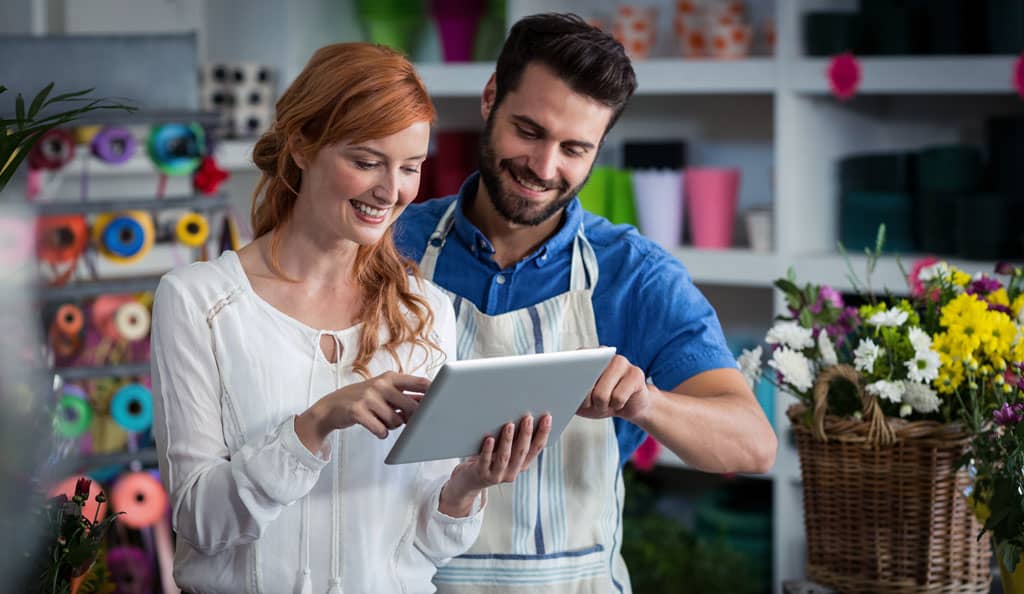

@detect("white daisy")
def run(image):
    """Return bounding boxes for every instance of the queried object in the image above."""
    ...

[817,331,838,367]
[866,380,903,403]
[917,262,949,283]
[867,308,909,328]
[907,327,932,352]
[905,348,940,383]
[765,321,814,350]
[902,382,941,414]
[768,347,814,392]
[853,339,883,374]
[737,346,763,389]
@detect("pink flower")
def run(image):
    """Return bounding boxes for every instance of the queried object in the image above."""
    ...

[909,257,940,298]
[631,435,661,472]
[993,402,1024,426]
[967,276,1002,296]
[820,286,843,309]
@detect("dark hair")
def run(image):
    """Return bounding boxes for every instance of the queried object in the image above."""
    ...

[493,13,637,133]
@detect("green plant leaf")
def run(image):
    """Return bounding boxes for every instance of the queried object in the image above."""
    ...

[28,82,54,119]
[43,88,95,106]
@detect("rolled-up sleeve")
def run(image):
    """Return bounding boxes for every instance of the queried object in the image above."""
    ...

[150,275,328,556]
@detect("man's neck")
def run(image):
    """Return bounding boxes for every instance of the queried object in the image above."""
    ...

[467,180,565,269]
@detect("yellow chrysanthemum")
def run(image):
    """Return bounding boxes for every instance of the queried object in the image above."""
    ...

[952,270,972,287]
[989,288,1010,308]
[1013,294,1024,318]
[941,293,988,328]
[982,310,1017,360]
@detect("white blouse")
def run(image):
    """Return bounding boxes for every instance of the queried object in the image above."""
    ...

[150,251,482,594]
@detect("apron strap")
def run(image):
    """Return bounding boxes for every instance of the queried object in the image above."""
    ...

[420,200,459,281]
[420,200,599,292]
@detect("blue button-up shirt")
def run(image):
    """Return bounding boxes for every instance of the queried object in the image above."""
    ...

[394,173,738,465]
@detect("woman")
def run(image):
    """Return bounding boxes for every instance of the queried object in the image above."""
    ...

[150,43,550,594]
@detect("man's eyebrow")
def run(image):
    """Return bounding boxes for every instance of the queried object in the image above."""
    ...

[511,115,596,151]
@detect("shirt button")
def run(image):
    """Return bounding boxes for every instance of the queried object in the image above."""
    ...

[495,274,506,285]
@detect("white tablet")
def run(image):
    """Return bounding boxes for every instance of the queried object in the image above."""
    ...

[385,347,616,465]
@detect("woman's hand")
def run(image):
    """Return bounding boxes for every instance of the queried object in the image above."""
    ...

[438,414,552,517]
[295,371,429,453]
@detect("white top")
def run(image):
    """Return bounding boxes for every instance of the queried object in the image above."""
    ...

[150,251,483,594]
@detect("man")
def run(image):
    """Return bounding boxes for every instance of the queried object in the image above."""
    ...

[395,13,777,594]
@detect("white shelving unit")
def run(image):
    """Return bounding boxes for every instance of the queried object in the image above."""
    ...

[19,1,1024,592]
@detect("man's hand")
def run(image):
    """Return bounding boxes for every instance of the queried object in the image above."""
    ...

[577,354,652,422]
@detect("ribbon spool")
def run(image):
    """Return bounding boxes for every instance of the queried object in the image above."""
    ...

[54,394,93,439]
[114,301,151,341]
[0,215,34,269]
[107,546,154,594]
[37,215,88,269]
[50,475,108,522]
[146,123,206,176]
[111,471,168,529]
[28,128,76,170]
[54,303,85,335]
[93,211,155,264]
[110,383,153,433]
[92,295,135,341]
[173,212,210,247]
[91,126,137,165]
[62,383,88,400]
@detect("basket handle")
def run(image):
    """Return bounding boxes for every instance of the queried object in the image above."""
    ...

[811,364,896,446]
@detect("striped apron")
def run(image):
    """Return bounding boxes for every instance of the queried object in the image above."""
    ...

[420,201,631,594]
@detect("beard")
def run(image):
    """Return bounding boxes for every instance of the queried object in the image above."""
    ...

[477,116,591,227]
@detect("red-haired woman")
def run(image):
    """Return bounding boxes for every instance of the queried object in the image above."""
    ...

[150,43,550,594]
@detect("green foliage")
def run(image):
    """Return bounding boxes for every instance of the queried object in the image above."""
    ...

[0,83,134,191]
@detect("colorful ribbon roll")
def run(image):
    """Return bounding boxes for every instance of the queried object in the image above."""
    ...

[114,301,151,341]
[91,126,137,164]
[54,303,85,336]
[146,123,205,176]
[28,128,76,170]
[93,211,155,264]
[91,295,135,341]
[36,215,88,265]
[111,471,167,529]
[49,475,107,522]
[107,546,154,594]
[174,211,209,247]
[110,383,153,433]
[54,394,93,439]
[62,383,88,400]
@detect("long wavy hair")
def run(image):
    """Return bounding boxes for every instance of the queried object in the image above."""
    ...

[250,43,439,377]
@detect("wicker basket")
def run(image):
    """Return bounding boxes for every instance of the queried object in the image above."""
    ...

[788,364,992,594]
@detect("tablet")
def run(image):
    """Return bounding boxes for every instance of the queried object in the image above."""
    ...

[385,347,616,465]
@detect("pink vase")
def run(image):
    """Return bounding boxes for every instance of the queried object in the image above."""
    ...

[685,167,740,249]
[432,0,484,62]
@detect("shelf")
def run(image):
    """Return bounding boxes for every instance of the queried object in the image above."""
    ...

[671,247,781,288]
[34,193,228,215]
[51,447,159,480]
[40,275,162,302]
[54,362,150,381]
[788,56,1020,95]
[416,58,778,97]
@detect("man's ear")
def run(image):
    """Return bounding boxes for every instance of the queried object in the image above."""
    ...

[288,133,307,170]
[481,73,497,122]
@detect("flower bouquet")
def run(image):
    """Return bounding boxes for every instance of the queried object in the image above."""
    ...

[740,231,1023,594]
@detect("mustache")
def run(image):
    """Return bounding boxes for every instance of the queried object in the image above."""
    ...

[501,160,569,193]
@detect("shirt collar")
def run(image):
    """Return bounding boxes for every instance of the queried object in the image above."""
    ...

[452,171,583,268]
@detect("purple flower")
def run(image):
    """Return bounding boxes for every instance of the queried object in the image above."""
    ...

[995,261,1018,276]
[988,302,1013,315]
[967,276,1002,295]
[820,286,844,309]
[993,402,1024,426]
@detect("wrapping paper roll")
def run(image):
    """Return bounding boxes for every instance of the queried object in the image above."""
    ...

[110,383,153,433]
[93,211,155,264]
[49,476,107,522]
[28,128,76,170]
[146,123,205,176]
[114,301,151,342]
[36,215,88,265]
[90,126,137,164]
[54,303,84,336]
[54,394,93,439]
[111,471,168,529]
